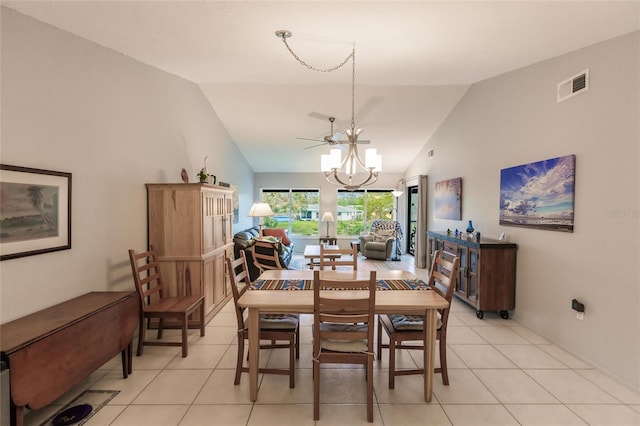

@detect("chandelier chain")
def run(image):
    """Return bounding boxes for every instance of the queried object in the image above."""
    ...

[280,36,353,73]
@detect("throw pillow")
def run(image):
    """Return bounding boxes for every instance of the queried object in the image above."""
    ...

[263,228,291,246]
[373,229,395,242]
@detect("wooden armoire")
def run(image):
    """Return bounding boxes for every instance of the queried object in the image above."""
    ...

[146,183,234,325]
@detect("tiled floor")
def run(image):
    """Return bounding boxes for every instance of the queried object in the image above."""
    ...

[24,255,640,425]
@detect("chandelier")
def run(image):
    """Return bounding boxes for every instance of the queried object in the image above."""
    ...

[275,30,381,191]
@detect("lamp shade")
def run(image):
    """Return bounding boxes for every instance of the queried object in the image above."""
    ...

[247,202,274,217]
[321,212,334,222]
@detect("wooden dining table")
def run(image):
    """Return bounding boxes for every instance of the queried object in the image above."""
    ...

[237,269,449,403]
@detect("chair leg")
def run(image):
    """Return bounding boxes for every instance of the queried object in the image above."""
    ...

[439,336,449,385]
[313,360,320,421]
[136,315,146,356]
[376,317,383,360]
[181,315,188,357]
[199,304,205,337]
[367,356,374,423]
[157,318,164,339]
[295,326,300,359]
[289,336,295,388]
[389,337,396,389]
[235,335,244,385]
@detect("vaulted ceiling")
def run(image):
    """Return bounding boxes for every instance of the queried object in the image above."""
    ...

[4,1,639,173]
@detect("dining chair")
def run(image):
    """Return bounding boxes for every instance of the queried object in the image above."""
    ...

[312,269,376,422]
[376,250,460,387]
[128,245,205,357]
[318,244,358,270]
[226,251,300,388]
[249,239,286,273]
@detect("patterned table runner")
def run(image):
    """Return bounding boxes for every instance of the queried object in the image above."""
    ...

[250,278,431,291]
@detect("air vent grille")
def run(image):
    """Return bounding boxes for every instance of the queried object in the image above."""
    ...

[557,69,589,102]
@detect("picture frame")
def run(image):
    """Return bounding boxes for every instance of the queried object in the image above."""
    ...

[434,177,462,220]
[1,164,72,260]
[499,154,575,232]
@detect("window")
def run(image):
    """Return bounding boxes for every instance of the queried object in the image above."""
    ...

[262,189,320,236]
[337,190,395,236]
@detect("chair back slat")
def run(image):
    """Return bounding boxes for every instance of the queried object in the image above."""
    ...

[313,270,376,354]
[429,251,460,327]
[319,245,358,270]
[250,240,285,272]
[225,251,253,331]
[128,245,166,310]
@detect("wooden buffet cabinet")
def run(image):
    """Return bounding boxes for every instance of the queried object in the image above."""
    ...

[146,183,234,325]
[427,231,517,319]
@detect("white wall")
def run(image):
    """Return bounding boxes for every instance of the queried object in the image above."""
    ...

[405,31,640,390]
[254,172,405,251]
[0,9,254,322]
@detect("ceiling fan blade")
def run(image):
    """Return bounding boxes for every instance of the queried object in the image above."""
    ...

[308,112,332,121]
[297,137,325,142]
[356,140,371,144]
[304,142,329,150]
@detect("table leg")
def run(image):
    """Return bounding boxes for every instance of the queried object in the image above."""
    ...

[248,307,260,402]
[424,309,436,402]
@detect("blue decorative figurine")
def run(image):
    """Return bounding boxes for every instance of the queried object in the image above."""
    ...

[466,220,474,234]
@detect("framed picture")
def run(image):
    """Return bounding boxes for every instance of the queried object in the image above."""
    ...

[499,154,575,232]
[0,165,72,260]
[434,177,462,220]
[231,184,239,224]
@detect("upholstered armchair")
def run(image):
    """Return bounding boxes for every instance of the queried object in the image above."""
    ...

[359,220,402,260]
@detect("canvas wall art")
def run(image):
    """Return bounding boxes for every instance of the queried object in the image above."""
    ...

[1,164,72,260]
[434,177,462,220]
[499,154,575,232]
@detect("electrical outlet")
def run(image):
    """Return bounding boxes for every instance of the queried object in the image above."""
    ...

[576,312,585,320]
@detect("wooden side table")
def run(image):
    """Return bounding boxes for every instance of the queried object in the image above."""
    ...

[350,239,361,254]
[319,237,337,245]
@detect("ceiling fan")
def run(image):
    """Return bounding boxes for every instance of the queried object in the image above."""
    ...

[297,116,370,150]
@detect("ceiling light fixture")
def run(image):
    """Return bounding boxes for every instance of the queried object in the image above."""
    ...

[275,30,381,191]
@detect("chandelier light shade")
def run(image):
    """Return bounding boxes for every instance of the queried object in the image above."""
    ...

[247,202,275,237]
[276,30,382,191]
[321,211,335,238]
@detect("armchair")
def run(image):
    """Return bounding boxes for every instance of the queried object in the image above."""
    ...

[359,220,402,260]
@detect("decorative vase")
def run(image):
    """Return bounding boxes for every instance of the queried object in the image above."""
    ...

[466,220,474,234]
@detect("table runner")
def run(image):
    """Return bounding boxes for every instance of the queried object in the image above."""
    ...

[250,278,431,291]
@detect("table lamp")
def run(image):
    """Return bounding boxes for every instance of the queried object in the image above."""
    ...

[248,202,275,237]
[321,212,334,238]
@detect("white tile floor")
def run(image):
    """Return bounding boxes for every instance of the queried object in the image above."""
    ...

[24,255,640,426]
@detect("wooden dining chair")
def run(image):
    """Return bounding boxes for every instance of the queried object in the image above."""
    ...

[377,250,459,387]
[226,251,300,388]
[249,239,286,273]
[128,245,205,357]
[313,269,376,422]
[318,244,358,270]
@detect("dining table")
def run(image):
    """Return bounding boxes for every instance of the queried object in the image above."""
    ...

[237,268,449,403]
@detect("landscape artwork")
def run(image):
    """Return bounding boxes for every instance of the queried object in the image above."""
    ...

[0,165,71,260]
[434,177,462,220]
[231,184,239,224]
[499,154,575,232]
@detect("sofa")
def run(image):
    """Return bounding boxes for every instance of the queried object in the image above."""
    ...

[233,226,295,281]
[359,220,402,260]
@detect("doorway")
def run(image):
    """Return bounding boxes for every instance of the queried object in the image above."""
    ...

[406,186,418,255]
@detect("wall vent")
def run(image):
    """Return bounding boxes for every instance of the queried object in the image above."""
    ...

[557,69,589,102]
[427,148,435,158]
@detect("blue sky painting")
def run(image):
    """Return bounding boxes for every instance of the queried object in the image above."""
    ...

[434,177,462,220]
[500,154,575,232]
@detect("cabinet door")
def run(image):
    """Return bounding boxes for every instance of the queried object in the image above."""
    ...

[202,190,217,254]
[467,248,479,302]
[212,252,227,307]
[456,245,468,297]
[202,256,216,317]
